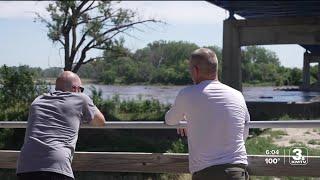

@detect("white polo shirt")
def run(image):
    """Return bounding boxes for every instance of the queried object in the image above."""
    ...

[165,80,249,173]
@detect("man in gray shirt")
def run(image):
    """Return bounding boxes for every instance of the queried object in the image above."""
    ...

[165,48,249,180]
[16,71,105,180]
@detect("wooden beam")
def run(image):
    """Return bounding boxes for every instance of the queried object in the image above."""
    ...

[2,121,320,129]
[73,152,188,173]
[228,17,320,46]
[305,52,320,63]
[2,151,320,176]
[239,25,320,46]
[235,16,320,27]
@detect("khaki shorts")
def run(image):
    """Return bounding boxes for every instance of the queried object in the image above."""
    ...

[192,163,249,180]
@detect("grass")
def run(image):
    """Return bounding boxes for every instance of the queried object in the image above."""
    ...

[308,139,320,145]
[268,130,288,139]
[289,139,304,144]
[246,129,320,156]
[278,114,292,120]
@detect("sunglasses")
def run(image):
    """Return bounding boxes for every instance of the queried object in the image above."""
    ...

[73,85,84,93]
[79,86,84,93]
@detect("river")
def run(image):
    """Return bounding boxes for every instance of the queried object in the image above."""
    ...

[64,84,320,104]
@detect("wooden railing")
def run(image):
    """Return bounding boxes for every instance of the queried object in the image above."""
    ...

[1,120,320,129]
[0,120,320,177]
[0,151,319,177]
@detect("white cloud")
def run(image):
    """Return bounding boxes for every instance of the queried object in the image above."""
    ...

[0,1,229,24]
[0,1,49,19]
[118,1,229,25]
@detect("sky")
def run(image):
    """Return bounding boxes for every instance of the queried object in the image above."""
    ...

[0,1,306,69]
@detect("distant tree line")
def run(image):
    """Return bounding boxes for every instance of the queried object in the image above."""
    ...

[79,40,222,85]
[75,40,317,86]
[1,40,318,86]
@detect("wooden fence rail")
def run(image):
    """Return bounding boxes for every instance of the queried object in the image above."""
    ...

[0,151,319,177]
[1,120,320,129]
[1,121,320,177]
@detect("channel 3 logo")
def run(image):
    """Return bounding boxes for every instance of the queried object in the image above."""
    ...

[289,147,308,165]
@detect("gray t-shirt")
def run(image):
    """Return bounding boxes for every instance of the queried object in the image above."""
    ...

[16,91,97,178]
[165,80,249,173]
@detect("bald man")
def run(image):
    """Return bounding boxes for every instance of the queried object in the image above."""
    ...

[16,71,105,180]
[165,48,250,180]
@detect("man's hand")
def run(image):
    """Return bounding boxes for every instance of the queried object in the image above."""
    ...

[177,128,187,137]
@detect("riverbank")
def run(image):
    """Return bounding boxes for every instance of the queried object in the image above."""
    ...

[41,78,287,87]
[40,77,98,84]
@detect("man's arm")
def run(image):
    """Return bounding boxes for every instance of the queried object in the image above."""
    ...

[89,108,106,126]
[165,91,186,125]
[82,94,106,126]
[243,107,250,140]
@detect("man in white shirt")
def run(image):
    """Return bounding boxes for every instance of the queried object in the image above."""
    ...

[165,48,250,180]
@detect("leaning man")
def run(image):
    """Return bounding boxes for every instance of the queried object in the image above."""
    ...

[165,48,250,180]
[16,71,106,180]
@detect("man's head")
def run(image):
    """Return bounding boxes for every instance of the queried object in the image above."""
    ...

[189,48,218,84]
[55,71,84,93]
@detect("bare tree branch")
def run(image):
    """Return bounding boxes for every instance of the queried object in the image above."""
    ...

[75,0,90,14]
[72,10,122,58]
[58,39,65,46]
[80,1,98,14]
[85,19,157,51]
[39,1,161,72]
[82,57,105,65]
[90,28,128,49]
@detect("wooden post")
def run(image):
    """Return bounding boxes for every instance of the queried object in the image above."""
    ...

[222,18,242,91]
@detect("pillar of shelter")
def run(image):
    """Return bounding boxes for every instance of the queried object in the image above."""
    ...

[318,62,320,84]
[222,18,242,91]
[302,52,311,89]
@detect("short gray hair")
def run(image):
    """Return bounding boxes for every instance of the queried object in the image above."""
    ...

[190,48,218,76]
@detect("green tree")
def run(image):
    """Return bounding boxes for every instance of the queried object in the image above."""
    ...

[141,40,198,67]
[241,46,288,85]
[135,41,198,84]
[289,67,302,85]
[0,65,50,121]
[243,46,280,66]
[37,1,159,72]
[310,65,319,84]
[41,67,63,78]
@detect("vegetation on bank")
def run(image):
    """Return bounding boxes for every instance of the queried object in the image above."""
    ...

[0,65,50,121]
[90,86,170,122]
[80,41,318,86]
[1,63,319,180]
[3,41,319,87]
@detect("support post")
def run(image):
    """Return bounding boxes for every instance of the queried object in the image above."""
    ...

[302,52,310,90]
[318,62,320,85]
[222,19,242,91]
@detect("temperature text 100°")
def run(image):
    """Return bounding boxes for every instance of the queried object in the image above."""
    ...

[265,158,281,165]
